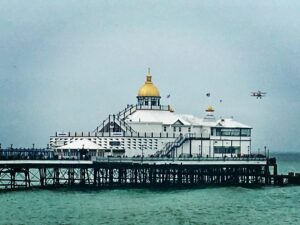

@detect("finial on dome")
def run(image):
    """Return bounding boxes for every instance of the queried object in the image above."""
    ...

[146,68,152,82]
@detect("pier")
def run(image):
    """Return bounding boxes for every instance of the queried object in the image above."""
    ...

[1,154,299,191]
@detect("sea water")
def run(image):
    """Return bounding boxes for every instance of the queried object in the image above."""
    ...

[0,153,299,225]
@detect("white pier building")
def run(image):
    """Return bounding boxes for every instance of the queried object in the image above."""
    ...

[50,69,251,158]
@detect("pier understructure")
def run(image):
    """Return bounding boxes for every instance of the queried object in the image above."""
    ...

[1,157,298,191]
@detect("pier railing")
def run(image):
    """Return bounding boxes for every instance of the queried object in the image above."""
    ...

[0,149,94,161]
[51,131,211,139]
[0,148,268,162]
[96,156,267,163]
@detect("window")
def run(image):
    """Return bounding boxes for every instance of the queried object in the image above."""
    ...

[163,126,167,132]
[179,127,182,132]
[110,141,119,146]
[188,127,191,132]
[241,129,251,137]
[214,128,241,136]
[214,146,240,154]
[145,100,149,106]
[173,127,176,132]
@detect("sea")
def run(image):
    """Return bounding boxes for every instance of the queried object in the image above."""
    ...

[0,153,299,225]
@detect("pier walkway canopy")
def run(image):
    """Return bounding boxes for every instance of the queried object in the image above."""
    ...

[56,139,101,150]
[56,139,103,158]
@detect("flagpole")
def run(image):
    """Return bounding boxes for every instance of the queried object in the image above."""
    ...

[206,92,211,108]
[166,94,171,108]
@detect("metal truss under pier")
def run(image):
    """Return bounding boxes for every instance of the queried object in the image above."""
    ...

[0,158,299,191]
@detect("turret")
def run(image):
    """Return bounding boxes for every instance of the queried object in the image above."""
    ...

[137,68,161,107]
[203,105,216,122]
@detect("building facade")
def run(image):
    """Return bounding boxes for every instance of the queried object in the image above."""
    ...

[50,69,251,158]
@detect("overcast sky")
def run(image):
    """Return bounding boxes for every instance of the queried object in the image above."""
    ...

[0,0,299,152]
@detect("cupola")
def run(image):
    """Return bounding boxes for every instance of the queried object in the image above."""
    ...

[137,68,161,107]
[204,105,216,122]
[138,68,160,97]
[206,106,215,113]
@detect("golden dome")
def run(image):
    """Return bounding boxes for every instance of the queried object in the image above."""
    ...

[138,69,160,97]
[206,105,214,112]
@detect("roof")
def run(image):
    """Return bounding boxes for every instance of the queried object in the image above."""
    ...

[127,110,191,125]
[126,109,251,128]
[215,118,251,128]
[56,139,101,150]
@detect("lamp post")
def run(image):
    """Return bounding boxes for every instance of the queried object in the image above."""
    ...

[264,146,267,157]
[199,145,202,159]
[141,145,145,163]
[82,144,85,160]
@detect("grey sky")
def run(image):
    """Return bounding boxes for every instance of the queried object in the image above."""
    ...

[0,0,299,152]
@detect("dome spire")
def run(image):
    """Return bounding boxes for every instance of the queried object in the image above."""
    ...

[146,67,152,83]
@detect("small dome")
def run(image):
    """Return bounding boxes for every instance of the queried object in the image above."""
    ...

[138,69,160,97]
[206,106,214,112]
